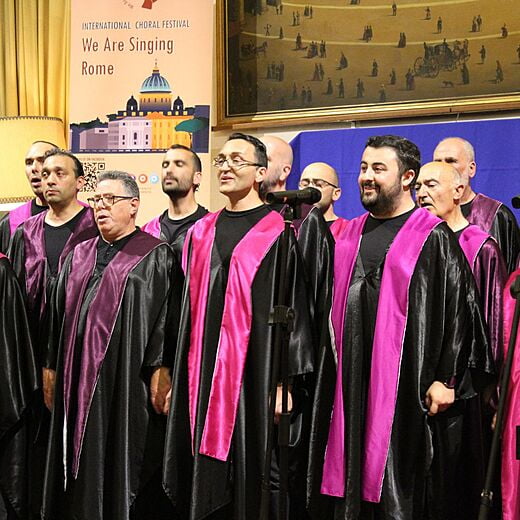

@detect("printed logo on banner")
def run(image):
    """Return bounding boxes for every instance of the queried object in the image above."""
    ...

[71,62,209,155]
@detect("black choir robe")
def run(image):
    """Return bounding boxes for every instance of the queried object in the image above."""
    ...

[163,211,314,520]
[466,193,520,274]
[0,256,38,519]
[41,233,181,520]
[308,211,490,520]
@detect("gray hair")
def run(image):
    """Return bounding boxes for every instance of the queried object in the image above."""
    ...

[97,171,140,198]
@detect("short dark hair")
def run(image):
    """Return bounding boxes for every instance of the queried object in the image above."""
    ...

[228,132,268,168]
[43,149,84,178]
[365,135,421,182]
[169,144,202,173]
[97,171,140,199]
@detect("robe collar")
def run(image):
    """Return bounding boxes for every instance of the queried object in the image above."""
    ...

[23,208,97,318]
[329,216,349,241]
[458,224,491,269]
[8,200,33,236]
[141,215,161,238]
[467,193,501,234]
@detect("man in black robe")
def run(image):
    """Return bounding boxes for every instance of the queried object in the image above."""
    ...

[142,144,208,262]
[9,149,97,349]
[298,162,349,240]
[416,161,504,519]
[42,171,181,520]
[0,255,38,520]
[8,149,97,518]
[163,133,313,519]
[308,135,489,520]
[0,140,56,253]
[433,137,519,273]
[260,135,334,518]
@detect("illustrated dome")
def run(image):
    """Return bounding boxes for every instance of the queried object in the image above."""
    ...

[126,95,138,111]
[140,64,171,93]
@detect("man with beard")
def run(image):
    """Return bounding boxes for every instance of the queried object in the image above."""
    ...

[142,144,208,262]
[41,171,180,519]
[8,149,97,519]
[261,135,334,518]
[298,162,349,240]
[162,133,313,519]
[433,137,519,273]
[415,161,503,519]
[308,135,489,520]
[0,141,56,253]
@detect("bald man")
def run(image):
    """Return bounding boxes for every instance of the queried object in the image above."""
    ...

[0,140,55,253]
[299,162,349,240]
[416,161,504,519]
[259,135,293,200]
[260,135,333,519]
[433,137,519,272]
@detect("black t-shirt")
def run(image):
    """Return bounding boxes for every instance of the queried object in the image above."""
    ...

[360,207,416,273]
[454,224,470,240]
[461,200,472,219]
[95,228,139,272]
[31,199,48,216]
[160,205,208,244]
[215,205,272,269]
[44,208,87,276]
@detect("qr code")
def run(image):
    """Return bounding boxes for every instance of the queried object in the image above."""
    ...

[81,161,106,192]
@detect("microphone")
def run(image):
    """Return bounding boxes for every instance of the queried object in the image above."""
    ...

[266,187,321,205]
[512,195,520,209]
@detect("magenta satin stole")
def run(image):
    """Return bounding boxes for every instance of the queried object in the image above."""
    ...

[8,201,33,236]
[141,216,161,238]
[185,210,284,461]
[501,268,520,520]
[321,208,441,502]
[62,232,162,478]
[329,217,350,241]
[459,224,490,269]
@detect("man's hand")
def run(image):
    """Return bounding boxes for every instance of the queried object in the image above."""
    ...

[425,381,455,416]
[150,366,172,415]
[43,368,56,411]
[274,384,293,425]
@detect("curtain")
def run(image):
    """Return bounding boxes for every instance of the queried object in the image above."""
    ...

[0,0,70,134]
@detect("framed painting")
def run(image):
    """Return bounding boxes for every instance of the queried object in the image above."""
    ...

[216,0,520,128]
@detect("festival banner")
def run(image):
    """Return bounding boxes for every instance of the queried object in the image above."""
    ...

[69,0,213,224]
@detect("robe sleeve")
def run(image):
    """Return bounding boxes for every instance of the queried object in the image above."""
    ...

[491,205,520,274]
[7,226,27,296]
[0,257,38,438]
[286,233,315,378]
[473,239,508,369]
[142,244,182,371]
[43,254,71,371]
[433,227,490,390]
[0,215,11,255]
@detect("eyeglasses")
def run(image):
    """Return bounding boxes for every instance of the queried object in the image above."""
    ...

[212,156,262,170]
[298,178,338,189]
[86,194,135,208]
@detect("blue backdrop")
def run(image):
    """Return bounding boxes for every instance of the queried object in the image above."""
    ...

[288,118,520,220]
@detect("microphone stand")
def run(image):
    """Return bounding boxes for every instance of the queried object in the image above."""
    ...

[478,274,520,520]
[259,202,300,520]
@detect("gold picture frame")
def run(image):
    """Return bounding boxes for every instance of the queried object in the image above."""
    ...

[216,0,520,129]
